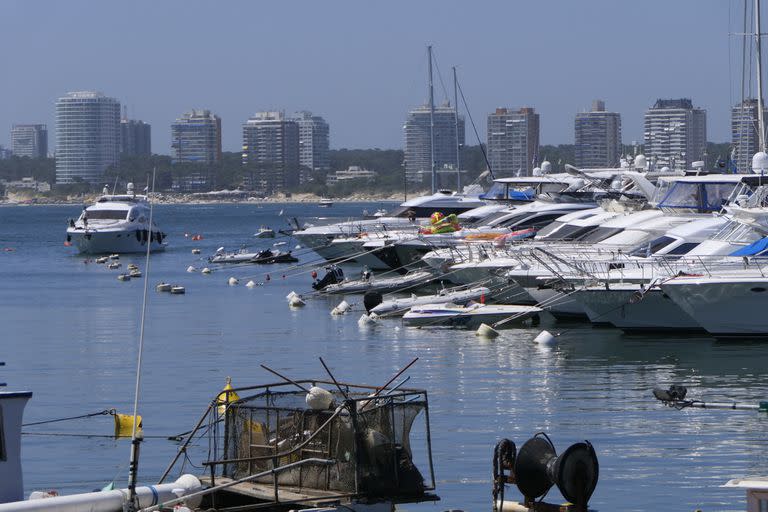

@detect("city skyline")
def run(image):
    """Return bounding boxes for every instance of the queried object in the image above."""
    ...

[0,1,755,153]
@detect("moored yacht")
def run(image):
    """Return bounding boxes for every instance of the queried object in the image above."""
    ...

[65,183,166,254]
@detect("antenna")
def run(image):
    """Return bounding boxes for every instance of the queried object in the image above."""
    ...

[453,66,461,192]
[756,0,766,152]
[428,45,436,194]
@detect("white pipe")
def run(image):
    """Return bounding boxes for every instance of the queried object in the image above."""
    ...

[0,475,202,512]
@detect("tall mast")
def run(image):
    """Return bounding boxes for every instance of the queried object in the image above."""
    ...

[428,45,436,194]
[757,0,766,152]
[453,66,461,192]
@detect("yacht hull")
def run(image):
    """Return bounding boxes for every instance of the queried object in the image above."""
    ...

[67,229,165,254]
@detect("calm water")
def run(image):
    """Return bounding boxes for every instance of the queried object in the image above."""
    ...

[1,202,768,511]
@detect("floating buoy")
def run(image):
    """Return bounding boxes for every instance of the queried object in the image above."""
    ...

[476,323,499,338]
[305,386,333,410]
[187,265,196,273]
[108,262,121,270]
[171,285,186,294]
[265,274,271,281]
[289,295,306,307]
[295,244,301,250]
[358,314,376,327]
[331,300,351,316]
[246,280,256,288]
[228,277,239,286]
[216,377,240,414]
[129,270,142,278]
[201,267,211,274]
[156,282,172,292]
[311,270,318,279]
[117,274,131,281]
[286,291,298,301]
[109,254,120,260]
[282,274,286,279]
[96,256,108,264]
[533,330,557,346]
[191,248,201,255]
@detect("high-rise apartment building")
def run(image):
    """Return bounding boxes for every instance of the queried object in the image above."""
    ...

[487,107,540,177]
[55,91,121,184]
[171,109,222,165]
[731,98,768,173]
[643,98,706,171]
[242,111,300,194]
[404,103,465,186]
[574,100,622,168]
[293,111,330,172]
[11,124,48,158]
[120,119,151,157]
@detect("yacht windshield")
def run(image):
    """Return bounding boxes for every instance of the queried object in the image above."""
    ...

[629,236,676,257]
[84,210,128,220]
[657,182,740,212]
[578,227,623,243]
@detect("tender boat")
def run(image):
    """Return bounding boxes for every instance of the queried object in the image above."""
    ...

[65,183,166,255]
[370,285,491,317]
[210,246,298,264]
[313,268,435,294]
[319,198,334,207]
[403,302,542,329]
[254,226,275,238]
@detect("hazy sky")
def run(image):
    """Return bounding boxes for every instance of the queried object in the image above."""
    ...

[0,1,756,154]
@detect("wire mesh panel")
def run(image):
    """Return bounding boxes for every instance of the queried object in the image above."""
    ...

[218,382,431,500]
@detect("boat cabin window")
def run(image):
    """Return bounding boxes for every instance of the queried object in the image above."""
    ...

[504,212,567,230]
[83,210,129,220]
[535,221,565,239]
[578,227,624,244]
[663,242,699,256]
[629,236,676,257]
[538,224,597,241]
[657,181,740,212]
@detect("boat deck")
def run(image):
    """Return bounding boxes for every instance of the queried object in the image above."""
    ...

[200,476,351,507]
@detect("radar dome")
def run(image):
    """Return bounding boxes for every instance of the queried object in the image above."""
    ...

[634,154,647,170]
[532,167,542,176]
[660,166,671,173]
[753,151,768,172]
[540,161,552,173]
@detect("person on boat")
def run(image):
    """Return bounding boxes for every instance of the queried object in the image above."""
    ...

[361,266,372,282]
[407,209,416,223]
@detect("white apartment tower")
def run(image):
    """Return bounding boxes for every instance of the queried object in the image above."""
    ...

[293,111,330,172]
[731,98,768,173]
[574,100,622,168]
[242,111,300,194]
[171,109,222,165]
[11,124,48,158]
[487,107,540,177]
[404,103,465,186]
[643,98,706,171]
[55,91,121,184]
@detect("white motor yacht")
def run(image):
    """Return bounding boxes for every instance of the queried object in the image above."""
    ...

[65,183,166,254]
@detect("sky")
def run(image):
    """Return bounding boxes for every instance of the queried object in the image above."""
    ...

[0,1,756,154]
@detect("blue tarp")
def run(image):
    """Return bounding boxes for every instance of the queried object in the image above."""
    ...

[731,237,768,256]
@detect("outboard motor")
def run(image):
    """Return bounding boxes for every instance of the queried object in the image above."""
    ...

[312,266,344,291]
[363,291,383,313]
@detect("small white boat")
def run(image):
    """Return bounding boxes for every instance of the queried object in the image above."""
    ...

[129,269,142,278]
[209,246,259,264]
[314,269,435,295]
[156,282,172,292]
[254,226,275,238]
[117,273,131,281]
[319,198,333,207]
[403,302,542,329]
[170,285,186,294]
[370,286,491,317]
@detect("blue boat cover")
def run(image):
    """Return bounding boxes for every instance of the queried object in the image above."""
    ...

[731,237,768,256]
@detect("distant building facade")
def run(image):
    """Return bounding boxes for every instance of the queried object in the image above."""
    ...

[644,98,706,171]
[574,100,621,168]
[120,119,151,156]
[55,91,121,184]
[487,107,540,177]
[11,124,48,158]
[327,165,377,185]
[0,145,11,160]
[242,111,300,194]
[171,109,222,165]
[404,103,465,186]
[731,98,768,173]
[293,111,330,172]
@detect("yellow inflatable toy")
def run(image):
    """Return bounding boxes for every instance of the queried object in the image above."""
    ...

[420,212,461,234]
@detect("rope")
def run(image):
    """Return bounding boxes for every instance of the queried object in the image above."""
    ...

[22,409,115,426]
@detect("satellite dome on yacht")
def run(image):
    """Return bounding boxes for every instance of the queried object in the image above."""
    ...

[634,154,647,170]
[540,161,552,173]
[753,151,768,172]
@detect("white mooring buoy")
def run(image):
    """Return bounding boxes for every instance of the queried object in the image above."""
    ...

[289,295,306,307]
[358,313,376,327]
[305,386,334,410]
[476,323,500,338]
[201,267,211,274]
[186,265,196,273]
[245,280,256,288]
[533,330,557,346]
[331,300,351,316]
[228,277,239,286]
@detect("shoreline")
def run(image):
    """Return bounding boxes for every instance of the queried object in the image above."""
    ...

[0,191,417,207]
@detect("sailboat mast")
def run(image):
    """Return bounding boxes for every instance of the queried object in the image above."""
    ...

[428,45,436,194]
[756,0,766,152]
[453,66,461,192]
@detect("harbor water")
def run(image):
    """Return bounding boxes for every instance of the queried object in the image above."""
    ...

[2,202,768,511]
